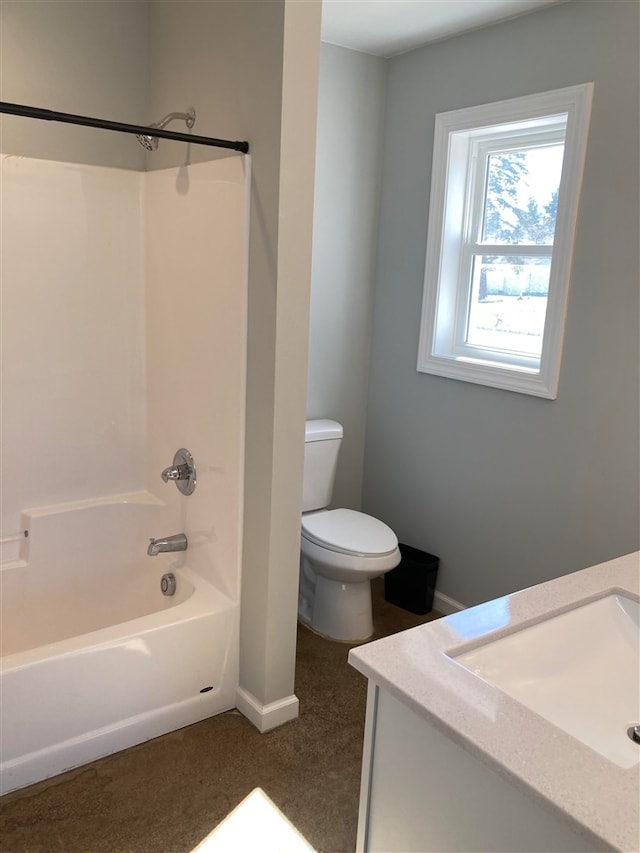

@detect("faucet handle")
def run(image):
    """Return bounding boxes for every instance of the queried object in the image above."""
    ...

[160,448,196,495]
[161,465,188,482]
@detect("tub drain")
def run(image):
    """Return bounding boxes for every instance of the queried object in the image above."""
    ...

[161,572,176,596]
[627,725,640,745]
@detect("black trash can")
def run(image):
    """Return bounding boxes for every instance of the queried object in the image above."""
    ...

[384,544,439,615]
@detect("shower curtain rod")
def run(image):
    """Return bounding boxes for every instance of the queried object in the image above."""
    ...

[0,101,250,153]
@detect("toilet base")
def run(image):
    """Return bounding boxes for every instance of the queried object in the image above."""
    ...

[297,617,355,644]
[310,574,374,643]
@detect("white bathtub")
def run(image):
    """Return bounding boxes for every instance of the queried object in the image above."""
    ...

[0,493,239,795]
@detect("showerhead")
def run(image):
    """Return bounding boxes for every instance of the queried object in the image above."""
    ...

[136,107,196,151]
[136,133,158,152]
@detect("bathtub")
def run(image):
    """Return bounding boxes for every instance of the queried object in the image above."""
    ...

[0,493,239,795]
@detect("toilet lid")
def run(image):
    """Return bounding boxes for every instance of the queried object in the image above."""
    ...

[301,509,398,557]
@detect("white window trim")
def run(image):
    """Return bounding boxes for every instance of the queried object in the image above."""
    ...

[417,83,593,399]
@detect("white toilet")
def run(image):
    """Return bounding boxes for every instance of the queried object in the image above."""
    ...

[298,419,401,642]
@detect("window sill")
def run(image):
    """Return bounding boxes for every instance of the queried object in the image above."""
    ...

[417,353,557,398]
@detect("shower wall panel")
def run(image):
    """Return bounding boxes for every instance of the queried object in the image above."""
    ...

[144,158,249,598]
[0,156,146,555]
[1,154,248,601]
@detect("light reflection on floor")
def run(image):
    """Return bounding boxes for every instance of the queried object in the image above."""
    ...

[192,788,316,852]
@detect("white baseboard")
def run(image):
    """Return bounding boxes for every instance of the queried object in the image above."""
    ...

[433,589,465,615]
[236,687,299,733]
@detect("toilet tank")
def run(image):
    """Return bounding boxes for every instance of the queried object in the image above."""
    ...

[303,419,343,512]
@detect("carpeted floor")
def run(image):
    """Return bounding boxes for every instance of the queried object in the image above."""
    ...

[0,580,441,852]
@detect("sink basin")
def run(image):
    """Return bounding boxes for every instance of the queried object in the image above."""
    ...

[453,593,640,768]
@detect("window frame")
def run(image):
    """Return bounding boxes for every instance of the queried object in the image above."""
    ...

[417,84,593,399]
[454,125,564,369]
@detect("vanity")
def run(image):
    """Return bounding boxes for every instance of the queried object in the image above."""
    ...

[349,552,639,852]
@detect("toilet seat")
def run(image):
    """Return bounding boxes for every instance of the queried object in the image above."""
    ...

[301,508,398,557]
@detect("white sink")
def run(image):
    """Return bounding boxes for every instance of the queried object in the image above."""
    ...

[453,593,640,768]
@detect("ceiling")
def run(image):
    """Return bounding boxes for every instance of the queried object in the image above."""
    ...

[321,0,563,58]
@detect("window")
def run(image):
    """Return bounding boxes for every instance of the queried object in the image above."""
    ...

[417,84,593,398]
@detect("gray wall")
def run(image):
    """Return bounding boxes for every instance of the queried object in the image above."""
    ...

[0,0,148,169]
[308,43,386,510]
[363,0,640,605]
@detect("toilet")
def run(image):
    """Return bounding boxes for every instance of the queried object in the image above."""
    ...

[298,419,401,642]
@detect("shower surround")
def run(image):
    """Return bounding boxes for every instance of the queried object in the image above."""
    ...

[0,153,249,793]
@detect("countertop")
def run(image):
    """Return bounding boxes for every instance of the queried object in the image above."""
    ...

[349,551,640,852]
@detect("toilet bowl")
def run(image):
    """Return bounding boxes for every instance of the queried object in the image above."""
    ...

[298,419,401,642]
[299,507,401,642]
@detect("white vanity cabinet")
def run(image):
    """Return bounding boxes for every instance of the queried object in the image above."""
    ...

[349,552,640,853]
[356,682,600,853]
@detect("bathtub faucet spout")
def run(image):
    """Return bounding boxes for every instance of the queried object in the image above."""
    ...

[147,534,188,556]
